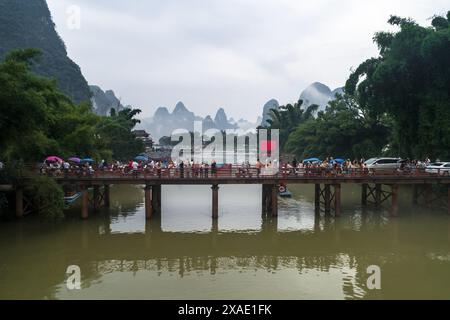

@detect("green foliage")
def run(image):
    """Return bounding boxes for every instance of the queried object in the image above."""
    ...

[96,108,144,161]
[346,11,450,159]
[25,176,65,219]
[284,95,390,159]
[0,48,144,163]
[265,100,318,151]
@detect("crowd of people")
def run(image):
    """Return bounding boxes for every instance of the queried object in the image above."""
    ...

[35,155,438,178]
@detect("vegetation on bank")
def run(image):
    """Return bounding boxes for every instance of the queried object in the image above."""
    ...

[266,12,450,161]
[0,48,144,218]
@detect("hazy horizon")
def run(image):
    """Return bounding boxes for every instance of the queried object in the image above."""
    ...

[47,0,449,122]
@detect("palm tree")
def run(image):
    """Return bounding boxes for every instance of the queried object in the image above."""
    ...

[266,100,319,151]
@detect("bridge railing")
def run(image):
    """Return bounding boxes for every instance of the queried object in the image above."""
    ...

[15,164,443,180]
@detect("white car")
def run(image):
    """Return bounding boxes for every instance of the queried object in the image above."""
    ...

[364,158,402,171]
[425,162,450,176]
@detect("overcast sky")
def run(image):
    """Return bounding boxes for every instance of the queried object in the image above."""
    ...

[47,0,448,121]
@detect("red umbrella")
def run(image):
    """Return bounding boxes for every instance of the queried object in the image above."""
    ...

[45,156,63,163]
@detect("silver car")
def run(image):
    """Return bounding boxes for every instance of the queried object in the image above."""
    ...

[364,157,402,171]
[425,162,450,176]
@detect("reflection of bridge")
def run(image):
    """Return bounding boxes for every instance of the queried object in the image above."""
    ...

[10,168,450,219]
[3,213,450,299]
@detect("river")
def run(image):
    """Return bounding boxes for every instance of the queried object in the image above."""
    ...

[0,184,449,299]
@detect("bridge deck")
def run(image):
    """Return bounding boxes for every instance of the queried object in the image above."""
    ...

[53,174,450,185]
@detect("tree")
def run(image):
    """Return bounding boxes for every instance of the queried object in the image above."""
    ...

[346,12,450,159]
[265,100,318,151]
[285,94,390,159]
[0,48,144,163]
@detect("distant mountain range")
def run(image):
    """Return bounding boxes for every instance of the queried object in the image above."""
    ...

[136,102,242,141]
[139,82,344,141]
[0,1,344,139]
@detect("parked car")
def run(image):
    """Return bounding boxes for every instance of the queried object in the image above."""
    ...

[425,162,450,176]
[364,158,402,171]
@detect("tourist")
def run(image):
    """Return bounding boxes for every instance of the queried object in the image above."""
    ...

[292,158,298,175]
[211,160,217,177]
[204,162,209,178]
[256,159,262,176]
[179,160,184,178]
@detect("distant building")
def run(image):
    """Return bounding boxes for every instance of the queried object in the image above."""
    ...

[132,130,154,150]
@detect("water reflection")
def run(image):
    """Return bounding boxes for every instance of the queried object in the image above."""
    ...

[0,185,449,299]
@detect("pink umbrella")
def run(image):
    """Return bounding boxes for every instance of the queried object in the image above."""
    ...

[45,156,63,163]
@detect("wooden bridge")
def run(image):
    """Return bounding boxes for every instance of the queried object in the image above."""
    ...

[7,167,450,219]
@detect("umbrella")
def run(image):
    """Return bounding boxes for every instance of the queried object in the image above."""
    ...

[304,158,321,163]
[45,156,63,163]
[80,158,94,164]
[68,157,81,163]
[134,155,149,162]
[332,158,345,164]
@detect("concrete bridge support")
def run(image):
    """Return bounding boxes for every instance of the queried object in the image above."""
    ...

[448,185,450,215]
[104,185,110,208]
[334,184,341,218]
[390,184,399,217]
[315,184,321,216]
[375,184,382,208]
[15,188,23,218]
[361,183,400,217]
[81,187,89,219]
[212,184,219,219]
[271,184,278,217]
[152,185,161,214]
[93,185,100,212]
[314,184,341,217]
[261,184,278,217]
[361,183,368,206]
[144,185,153,220]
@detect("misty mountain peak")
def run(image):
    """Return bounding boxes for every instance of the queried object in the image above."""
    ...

[261,99,280,126]
[173,101,189,114]
[154,107,170,118]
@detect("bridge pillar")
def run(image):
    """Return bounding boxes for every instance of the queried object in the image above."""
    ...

[81,188,89,219]
[15,188,24,218]
[412,185,418,205]
[448,185,450,215]
[262,185,267,213]
[390,184,399,217]
[144,185,153,219]
[324,184,331,216]
[375,184,382,208]
[212,184,219,219]
[361,183,368,206]
[271,184,278,217]
[425,184,433,208]
[315,184,321,215]
[93,185,100,211]
[152,185,161,213]
[104,185,110,208]
[334,184,341,217]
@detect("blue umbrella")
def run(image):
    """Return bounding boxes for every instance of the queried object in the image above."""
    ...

[80,158,94,164]
[304,158,321,163]
[332,158,345,164]
[134,155,149,162]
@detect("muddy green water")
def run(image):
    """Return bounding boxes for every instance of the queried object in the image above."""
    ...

[0,184,449,300]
